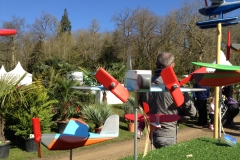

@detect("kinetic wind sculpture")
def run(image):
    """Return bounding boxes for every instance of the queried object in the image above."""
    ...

[195,0,240,140]
[72,56,208,160]
[32,115,119,159]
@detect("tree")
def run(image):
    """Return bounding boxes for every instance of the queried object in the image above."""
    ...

[98,40,120,68]
[58,8,72,35]
[27,38,44,73]
[30,12,59,40]
[0,17,25,70]
[88,19,101,61]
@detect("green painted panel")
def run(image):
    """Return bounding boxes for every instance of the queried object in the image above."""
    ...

[191,62,240,71]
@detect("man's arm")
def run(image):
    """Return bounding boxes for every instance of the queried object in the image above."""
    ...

[179,92,197,117]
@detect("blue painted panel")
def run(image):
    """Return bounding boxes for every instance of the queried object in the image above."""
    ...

[63,119,89,138]
[199,21,239,29]
[196,17,238,26]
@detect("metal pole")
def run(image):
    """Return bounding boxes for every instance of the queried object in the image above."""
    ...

[214,23,222,138]
[218,90,222,143]
[70,149,72,160]
[134,92,139,160]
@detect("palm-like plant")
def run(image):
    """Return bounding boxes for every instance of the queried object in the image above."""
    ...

[54,77,83,122]
[0,73,28,143]
[123,97,135,124]
[81,103,113,129]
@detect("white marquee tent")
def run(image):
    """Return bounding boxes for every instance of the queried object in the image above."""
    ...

[4,61,32,85]
[0,66,7,77]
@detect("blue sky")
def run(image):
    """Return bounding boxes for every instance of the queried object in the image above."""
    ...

[0,0,239,32]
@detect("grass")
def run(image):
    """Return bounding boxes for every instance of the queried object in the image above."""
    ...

[121,137,240,160]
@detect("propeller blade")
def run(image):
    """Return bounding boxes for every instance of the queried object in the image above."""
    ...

[226,30,231,60]
[161,66,184,107]
[0,29,17,36]
[179,67,207,86]
[204,0,208,7]
[32,118,42,158]
[95,67,130,103]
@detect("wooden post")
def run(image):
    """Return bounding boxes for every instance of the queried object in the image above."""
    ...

[214,23,222,138]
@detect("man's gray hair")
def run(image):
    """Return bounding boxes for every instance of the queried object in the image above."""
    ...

[156,52,175,69]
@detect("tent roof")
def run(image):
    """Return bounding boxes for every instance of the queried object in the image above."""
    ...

[7,61,32,85]
[8,61,27,74]
[0,65,7,75]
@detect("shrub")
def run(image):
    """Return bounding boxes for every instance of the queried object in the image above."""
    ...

[81,103,113,128]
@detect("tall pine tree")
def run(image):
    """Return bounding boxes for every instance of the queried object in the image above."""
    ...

[59,8,72,35]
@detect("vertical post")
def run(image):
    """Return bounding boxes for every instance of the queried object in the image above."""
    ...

[214,23,222,138]
[70,149,72,160]
[134,92,139,160]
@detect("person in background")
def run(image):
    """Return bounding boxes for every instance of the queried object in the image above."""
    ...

[222,85,239,128]
[138,52,196,149]
[208,97,215,131]
[193,82,210,127]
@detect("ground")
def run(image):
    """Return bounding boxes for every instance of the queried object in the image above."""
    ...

[36,115,240,160]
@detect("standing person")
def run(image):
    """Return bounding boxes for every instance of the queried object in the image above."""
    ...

[222,85,239,127]
[138,52,196,149]
[194,82,210,127]
[208,97,215,131]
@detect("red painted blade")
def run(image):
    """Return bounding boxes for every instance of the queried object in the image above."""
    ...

[161,66,184,107]
[95,67,130,103]
[124,114,180,122]
[226,30,231,60]
[0,29,17,36]
[142,102,150,114]
[179,67,207,86]
[204,0,208,7]
[179,75,192,87]
[32,118,42,158]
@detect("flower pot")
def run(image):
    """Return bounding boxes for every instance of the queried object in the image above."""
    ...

[128,123,134,132]
[95,127,102,134]
[24,138,37,152]
[0,141,11,159]
[57,121,68,133]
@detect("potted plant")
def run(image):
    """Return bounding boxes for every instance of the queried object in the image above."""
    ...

[53,77,84,133]
[81,103,113,133]
[0,73,29,158]
[7,80,58,152]
[123,97,135,132]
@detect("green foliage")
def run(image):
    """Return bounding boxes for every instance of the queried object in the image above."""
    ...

[123,97,135,115]
[98,40,121,68]
[53,77,83,122]
[0,73,28,143]
[122,97,135,123]
[27,40,44,73]
[33,59,88,122]
[81,103,113,128]
[106,62,126,83]
[121,137,240,160]
[7,81,58,138]
[78,66,98,86]
[59,8,72,34]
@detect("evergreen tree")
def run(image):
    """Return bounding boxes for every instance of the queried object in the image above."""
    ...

[59,8,72,34]
[27,40,44,73]
[98,40,120,69]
